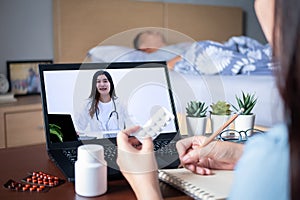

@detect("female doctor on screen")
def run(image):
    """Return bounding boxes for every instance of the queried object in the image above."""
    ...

[75,70,130,135]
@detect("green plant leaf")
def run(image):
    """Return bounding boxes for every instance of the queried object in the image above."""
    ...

[49,123,63,142]
[186,100,207,117]
[234,91,257,115]
[210,100,231,115]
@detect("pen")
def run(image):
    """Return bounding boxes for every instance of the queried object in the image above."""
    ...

[200,108,244,148]
[178,108,244,168]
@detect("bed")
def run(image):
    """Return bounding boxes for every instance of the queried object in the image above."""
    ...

[52,0,284,133]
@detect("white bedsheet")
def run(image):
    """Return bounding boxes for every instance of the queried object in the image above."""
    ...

[169,71,284,130]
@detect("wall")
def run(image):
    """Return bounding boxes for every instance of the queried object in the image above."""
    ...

[0,0,53,75]
[53,0,242,63]
[0,0,265,75]
[144,0,266,43]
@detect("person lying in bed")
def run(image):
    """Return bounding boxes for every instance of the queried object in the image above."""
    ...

[133,30,273,75]
[132,30,182,70]
[89,30,272,75]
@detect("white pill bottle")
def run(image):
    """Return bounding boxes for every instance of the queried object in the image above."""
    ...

[75,144,107,197]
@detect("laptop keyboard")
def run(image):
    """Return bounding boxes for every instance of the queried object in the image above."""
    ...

[62,149,78,164]
[103,145,117,162]
[155,140,178,155]
[62,140,178,165]
[62,145,118,165]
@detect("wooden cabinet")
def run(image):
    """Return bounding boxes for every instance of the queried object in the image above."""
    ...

[0,96,45,148]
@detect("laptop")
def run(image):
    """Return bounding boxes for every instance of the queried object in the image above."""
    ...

[39,61,181,182]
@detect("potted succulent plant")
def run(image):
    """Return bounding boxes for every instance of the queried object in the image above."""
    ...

[232,91,257,136]
[186,100,208,136]
[210,101,232,134]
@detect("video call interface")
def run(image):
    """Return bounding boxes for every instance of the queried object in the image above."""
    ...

[43,66,178,142]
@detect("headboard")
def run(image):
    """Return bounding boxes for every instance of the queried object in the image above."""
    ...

[53,0,243,63]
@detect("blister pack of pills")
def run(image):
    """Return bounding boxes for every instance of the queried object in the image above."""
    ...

[3,179,50,193]
[21,171,65,187]
[3,171,65,193]
[131,106,174,141]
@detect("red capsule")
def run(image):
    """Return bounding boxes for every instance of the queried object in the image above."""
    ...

[39,185,45,189]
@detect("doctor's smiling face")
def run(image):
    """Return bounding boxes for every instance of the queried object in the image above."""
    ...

[97,74,111,100]
[90,70,116,103]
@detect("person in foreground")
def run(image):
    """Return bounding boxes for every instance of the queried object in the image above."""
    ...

[117,0,299,199]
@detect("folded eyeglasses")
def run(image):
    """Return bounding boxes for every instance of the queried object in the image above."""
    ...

[217,128,265,143]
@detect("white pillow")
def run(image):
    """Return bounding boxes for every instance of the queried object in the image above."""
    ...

[87,45,135,62]
[88,43,193,63]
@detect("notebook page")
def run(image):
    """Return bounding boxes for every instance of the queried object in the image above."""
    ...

[158,168,234,200]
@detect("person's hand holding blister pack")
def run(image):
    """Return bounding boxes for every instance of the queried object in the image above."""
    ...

[130,106,174,142]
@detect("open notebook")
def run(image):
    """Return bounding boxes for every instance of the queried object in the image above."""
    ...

[158,168,234,200]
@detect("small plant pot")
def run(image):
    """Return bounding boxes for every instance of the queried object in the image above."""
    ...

[210,114,231,135]
[186,116,207,136]
[234,114,255,136]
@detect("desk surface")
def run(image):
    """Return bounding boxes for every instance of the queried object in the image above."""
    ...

[0,144,191,200]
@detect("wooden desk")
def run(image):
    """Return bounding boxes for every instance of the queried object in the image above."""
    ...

[0,144,191,200]
[0,96,44,148]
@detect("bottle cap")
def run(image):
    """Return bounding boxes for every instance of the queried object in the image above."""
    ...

[77,144,105,164]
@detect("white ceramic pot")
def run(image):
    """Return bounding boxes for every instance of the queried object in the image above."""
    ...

[234,114,255,136]
[210,114,231,135]
[186,116,207,136]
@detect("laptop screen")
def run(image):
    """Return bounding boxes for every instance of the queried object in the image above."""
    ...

[39,62,179,146]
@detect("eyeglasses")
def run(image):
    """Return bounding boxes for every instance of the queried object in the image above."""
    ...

[217,128,265,143]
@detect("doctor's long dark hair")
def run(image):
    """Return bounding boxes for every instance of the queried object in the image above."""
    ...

[273,0,300,199]
[88,70,116,118]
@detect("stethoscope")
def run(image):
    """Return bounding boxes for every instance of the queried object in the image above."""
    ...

[95,98,119,130]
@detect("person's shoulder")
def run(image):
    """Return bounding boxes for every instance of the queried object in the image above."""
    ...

[81,98,93,107]
[113,98,127,109]
[246,123,288,149]
[237,123,289,173]
[113,97,123,105]
[230,123,289,200]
